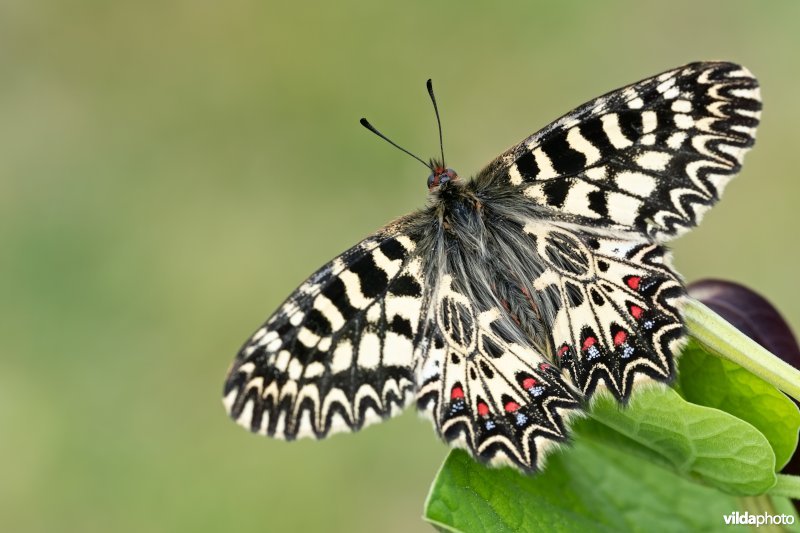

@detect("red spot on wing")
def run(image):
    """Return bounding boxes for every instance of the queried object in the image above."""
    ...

[627,276,641,290]
[522,377,537,389]
[450,386,464,400]
[477,402,489,417]
[557,344,569,358]
[539,363,551,371]
[630,305,644,319]
[582,336,597,351]
[614,330,628,346]
[504,401,520,413]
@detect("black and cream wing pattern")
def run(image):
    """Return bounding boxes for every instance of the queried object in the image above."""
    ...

[223,62,761,472]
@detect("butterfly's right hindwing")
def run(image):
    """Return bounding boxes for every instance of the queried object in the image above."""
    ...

[415,275,583,472]
[223,222,428,440]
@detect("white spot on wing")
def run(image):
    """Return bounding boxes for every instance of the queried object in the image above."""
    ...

[257,330,278,347]
[275,350,291,372]
[372,249,401,279]
[358,334,381,369]
[395,235,416,252]
[236,400,255,430]
[641,111,657,133]
[615,171,657,197]
[656,77,676,93]
[605,192,642,226]
[628,97,644,109]
[304,362,325,379]
[288,358,303,380]
[330,341,353,373]
[366,304,381,323]
[295,409,315,438]
[600,114,633,149]
[297,327,320,348]
[672,99,692,113]
[508,164,524,185]
[585,166,607,181]
[663,86,679,100]
[386,295,421,330]
[222,389,238,413]
[339,270,370,309]
[566,127,601,165]
[523,184,547,202]
[317,337,331,352]
[636,151,670,171]
[730,87,760,100]
[383,332,413,367]
[327,410,350,433]
[532,147,558,179]
[666,132,687,150]
[313,295,345,331]
[563,180,601,218]
[674,114,694,129]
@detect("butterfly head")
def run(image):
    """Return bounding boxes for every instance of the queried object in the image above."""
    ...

[428,163,459,190]
[361,78,457,192]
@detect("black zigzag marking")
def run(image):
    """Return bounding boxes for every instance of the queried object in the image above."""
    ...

[481,61,761,242]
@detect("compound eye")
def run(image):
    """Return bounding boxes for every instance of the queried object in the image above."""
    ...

[427,173,436,188]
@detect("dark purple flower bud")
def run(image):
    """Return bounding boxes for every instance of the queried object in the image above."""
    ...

[688,279,800,479]
[688,279,800,368]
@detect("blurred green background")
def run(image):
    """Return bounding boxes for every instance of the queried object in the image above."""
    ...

[2,1,799,532]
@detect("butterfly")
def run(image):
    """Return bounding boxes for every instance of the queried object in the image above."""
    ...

[222,62,761,472]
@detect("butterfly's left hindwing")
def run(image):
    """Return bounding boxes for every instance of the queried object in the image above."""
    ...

[223,222,429,439]
[525,221,685,400]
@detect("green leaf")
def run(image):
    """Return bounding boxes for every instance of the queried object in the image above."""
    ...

[425,299,800,531]
[678,339,800,470]
[424,436,769,533]
[588,385,776,495]
[683,300,800,403]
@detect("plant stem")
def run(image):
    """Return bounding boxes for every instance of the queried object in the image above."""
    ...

[768,474,800,500]
[684,299,800,403]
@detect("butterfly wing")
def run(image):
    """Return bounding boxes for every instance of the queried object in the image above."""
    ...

[414,274,583,472]
[223,218,430,439]
[523,220,685,401]
[478,61,761,241]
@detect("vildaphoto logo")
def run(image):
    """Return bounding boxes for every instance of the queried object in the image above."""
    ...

[723,511,795,526]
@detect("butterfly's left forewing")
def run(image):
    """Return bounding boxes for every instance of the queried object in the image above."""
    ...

[468,61,761,404]
[223,220,430,439]
[480,61,761,241]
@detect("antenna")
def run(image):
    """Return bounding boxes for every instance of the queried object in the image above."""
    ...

[426,79,445,167]
[359,118,431,170]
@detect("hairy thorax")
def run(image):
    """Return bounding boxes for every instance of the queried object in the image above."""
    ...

[429,180,555,356]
